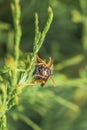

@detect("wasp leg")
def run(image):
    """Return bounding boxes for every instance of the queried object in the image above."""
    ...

[35,79,45,83]
[47,57,53,68]
[17,82,35,87]
[34,74,46,79]
[34,79,45,86]
[34,74,46,86]
[50,76,56,87]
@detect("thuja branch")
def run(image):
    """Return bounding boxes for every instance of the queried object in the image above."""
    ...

[11,0,22,86]
[33,6,53,54]
[28,6,53,77]
[26,6,53,81]
[0,1,22,129]
[0,2,53,129]
[11,0,22,61]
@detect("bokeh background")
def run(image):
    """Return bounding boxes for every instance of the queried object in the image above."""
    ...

[0,0,87,130]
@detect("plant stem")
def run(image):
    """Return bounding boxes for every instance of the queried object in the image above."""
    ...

[11,0,22,85]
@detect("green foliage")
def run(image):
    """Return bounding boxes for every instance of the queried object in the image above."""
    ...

[0,0,53,130]
[0,0,87,130]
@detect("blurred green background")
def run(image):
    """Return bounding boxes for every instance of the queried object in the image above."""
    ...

[0,0,87,130]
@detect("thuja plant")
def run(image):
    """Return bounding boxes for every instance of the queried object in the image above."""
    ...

[0,0,53,130]
[72,0,87,78]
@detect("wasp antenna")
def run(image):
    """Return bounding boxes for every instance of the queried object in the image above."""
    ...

[36,54,48,66]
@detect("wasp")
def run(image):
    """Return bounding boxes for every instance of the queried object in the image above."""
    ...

[34,54,56,87]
